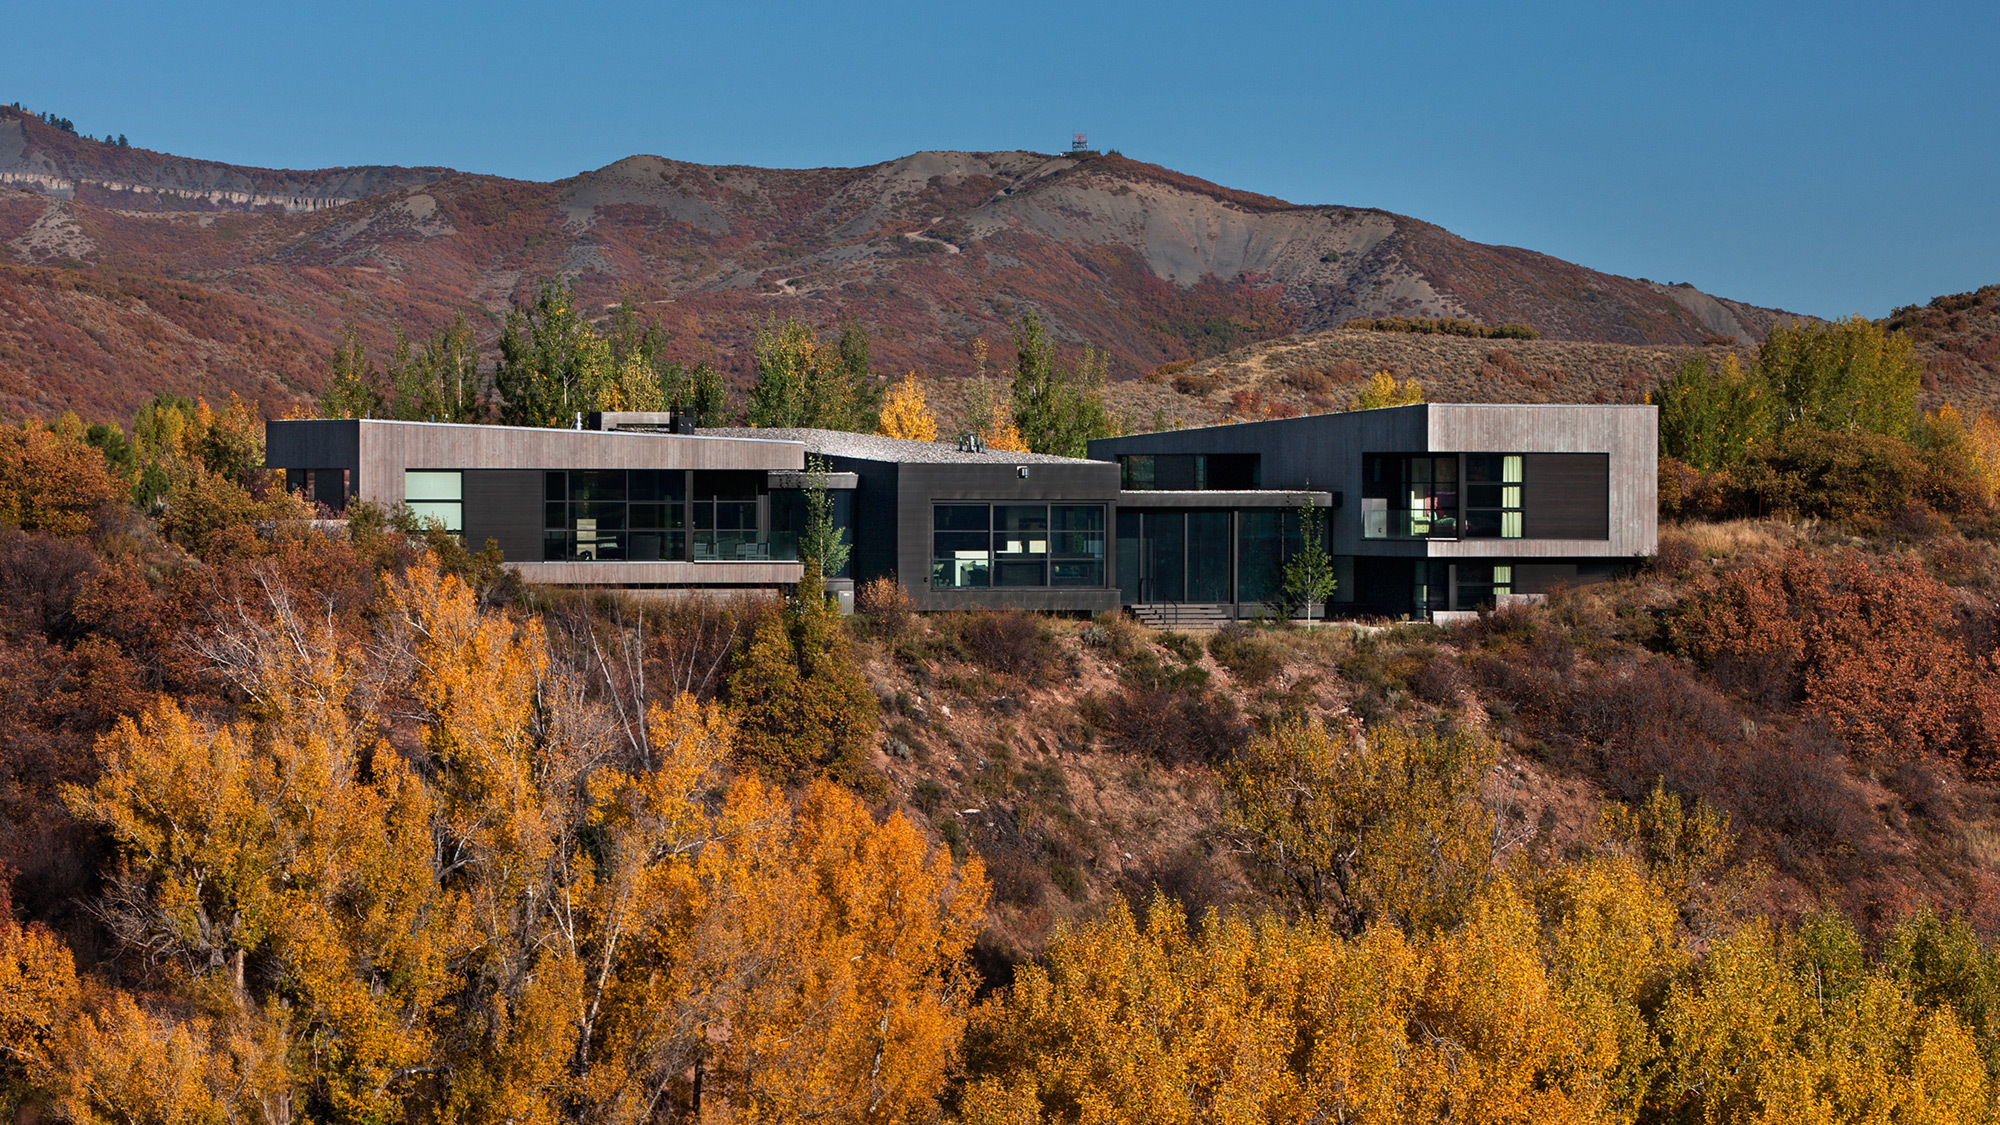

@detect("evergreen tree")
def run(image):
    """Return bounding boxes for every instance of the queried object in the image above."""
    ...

[318,326,386,419]
[1280,499,1336,613]
[725,561,877,777]
[799,454,851,577]
[494,281,611,427]
[1009,312,1118,457]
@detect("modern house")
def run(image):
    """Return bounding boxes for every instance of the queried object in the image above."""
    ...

[1088,403,1657,618]
[266,402,1654,620]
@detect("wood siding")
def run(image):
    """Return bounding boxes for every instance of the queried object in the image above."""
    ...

[266,420,804,507]
[895,461,1122,613]
[1091,403,1657,560]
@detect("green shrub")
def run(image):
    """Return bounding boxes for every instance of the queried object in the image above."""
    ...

[724,564,879,779]
[1156,631,1203,664]
[1208,625,1281,686]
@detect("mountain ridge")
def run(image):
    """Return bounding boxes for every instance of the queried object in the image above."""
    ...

[0,106,1804,422]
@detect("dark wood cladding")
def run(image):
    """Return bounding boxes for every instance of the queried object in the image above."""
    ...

[1512,561,1622,594]
[824,455,900,586]
[463,470,542,562]
[1522,454,1609,540]
[894,461,1122,614]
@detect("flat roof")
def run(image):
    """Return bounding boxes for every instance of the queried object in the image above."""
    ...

[702,427,1100,465]
[272,417,807,449]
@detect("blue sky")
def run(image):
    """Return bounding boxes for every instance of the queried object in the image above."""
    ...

[14,0,1997,318]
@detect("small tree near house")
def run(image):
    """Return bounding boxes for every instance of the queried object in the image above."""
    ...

[1281,499,1337,617]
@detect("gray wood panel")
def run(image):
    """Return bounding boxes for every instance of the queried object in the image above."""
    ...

[462,470,543,561]
[1522,454,1610,540]
[266,420,806,507]
[1430,404,1653,556]
[510,561,804,585]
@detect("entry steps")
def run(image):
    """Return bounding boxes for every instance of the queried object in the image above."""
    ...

[1129,603,1234,631]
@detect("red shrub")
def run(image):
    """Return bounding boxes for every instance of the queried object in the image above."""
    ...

[1672,550,1991,766]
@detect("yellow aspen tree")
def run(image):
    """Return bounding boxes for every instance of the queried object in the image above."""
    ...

[0,917,82,1093]
[67,565,471,1125]
[878,372,940,441]
[1226,716,1493,934]
[963,897,1314,1125]
[53,994,289,1125]
[1401,879,1611,1125]
[563,694,735,1124]
[1536,855,1687,1121]
[1659,923,1805,1124]
[1290,923,1425,1123]
[702,778,988,1124]
[1351,370,1424,410]
[983,414,1029,453]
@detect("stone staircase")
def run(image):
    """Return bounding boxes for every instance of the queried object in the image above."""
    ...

[1128,603,1233,631]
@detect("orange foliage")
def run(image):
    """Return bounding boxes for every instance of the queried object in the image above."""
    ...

[1672,550,2000,768]
[0,414,122,537]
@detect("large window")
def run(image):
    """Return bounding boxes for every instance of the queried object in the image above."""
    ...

[768,489,853,577]
[1464,455,1523,539]
[1235,510,1308,603]
[692,472,762,560]
[1455,563,1514,608]
[1361,455,1459,540]
[1119,454,1260,491]
[932,504,1105,589]
[404,471,462,534]
[544,470,686,561]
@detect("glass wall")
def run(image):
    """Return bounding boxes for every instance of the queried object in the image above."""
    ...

[1118,508,1314,605]
[768,489,853,577]
[1361,455,1459,539]
[691,471,763,560]
[543,469,849,565]
[404,471,462,533]
[1454,563,1514,607]
[544,470,685,561]
[932,504,1106,589]
[1118,453,1260,490]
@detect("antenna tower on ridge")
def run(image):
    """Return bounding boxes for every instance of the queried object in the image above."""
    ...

[1071,132,1089,154]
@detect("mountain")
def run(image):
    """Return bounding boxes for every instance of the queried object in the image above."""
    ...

[0,107,1802,423]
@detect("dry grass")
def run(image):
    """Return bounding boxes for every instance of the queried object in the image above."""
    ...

[1662,519,1804,562]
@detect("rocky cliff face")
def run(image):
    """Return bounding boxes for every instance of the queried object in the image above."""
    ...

[0,110,450,212]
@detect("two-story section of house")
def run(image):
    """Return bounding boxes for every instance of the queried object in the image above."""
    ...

[1088,403,1657,619]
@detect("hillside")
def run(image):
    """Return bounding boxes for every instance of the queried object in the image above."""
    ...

[1888,284,2000,406]
[1096,300,2000,434]
[1090,328,1747,432]
[0,107,1799,422]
